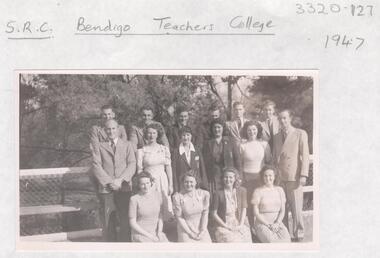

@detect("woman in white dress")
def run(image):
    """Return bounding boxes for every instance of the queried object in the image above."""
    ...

[172,171,212,242]
[240,120,272,228]
[137,123,173,218]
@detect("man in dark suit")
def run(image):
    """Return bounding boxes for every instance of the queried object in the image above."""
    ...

[129,105,169,150]
[226,101,250,146]
[260,100,280,152]
[273,109,310,242]
[90,105,127,149]
[194,104,221,149]
[91,119,136,241]
[167,106,196,152]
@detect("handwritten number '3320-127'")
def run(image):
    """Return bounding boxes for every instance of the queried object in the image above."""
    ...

[296,3,374,16]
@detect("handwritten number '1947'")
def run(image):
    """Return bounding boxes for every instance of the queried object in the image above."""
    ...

[325,34,365,50]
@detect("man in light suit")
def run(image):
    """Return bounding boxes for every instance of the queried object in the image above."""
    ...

[226,101,250,146]
[260,100,280,152]
[92,119,136,241]
[129,105,169,150]
[90,105,128,149]
[273,109,309,242]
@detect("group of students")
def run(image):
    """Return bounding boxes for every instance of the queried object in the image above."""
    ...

[90,100,310,243]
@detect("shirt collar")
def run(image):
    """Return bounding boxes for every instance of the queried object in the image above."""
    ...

[109,137,118,145]
[179,142,195,155]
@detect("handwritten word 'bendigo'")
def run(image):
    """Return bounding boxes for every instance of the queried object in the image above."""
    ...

[76,17,131,37]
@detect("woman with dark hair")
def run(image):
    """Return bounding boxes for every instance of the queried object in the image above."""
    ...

[172,171,212,242]
[240,120,272,227]
[137,123,173,218]
[211,167,252,242]
[202,118,241,194]
[171,126,208,193]
[129,172,168,242]
[251,165,290,243]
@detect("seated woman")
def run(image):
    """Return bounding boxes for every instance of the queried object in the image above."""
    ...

[211,167,252,242]
[251,165,291,243]
[172,171,212,242]
[171,126,208,193]
[129,172,168,242]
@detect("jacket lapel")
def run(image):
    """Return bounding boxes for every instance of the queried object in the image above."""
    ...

[99,126,108,141]
[100,141,114,156]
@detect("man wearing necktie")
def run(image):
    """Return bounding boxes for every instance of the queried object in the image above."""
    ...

[89,105,128,150]
[260,100,280,153]
[226,101,250,146]
[91,119,136,241]
[272,109,310,242]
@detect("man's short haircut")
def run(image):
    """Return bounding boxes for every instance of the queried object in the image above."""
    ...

[233,101,244,109]
[263,100,276,109]
[141,104,155,113]
[175,105,189,116]
[279,108,293,118]
[101,104,113,111]
[105,119,118,127]
[208,104,220,112]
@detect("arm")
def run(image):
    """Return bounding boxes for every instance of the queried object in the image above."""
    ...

[118,143,137,183]
[299,130,310,178]
[263,141,273,165]
[232,141,242,177]
[136,148,144,174]
[198,150,209,190]
[164,146,173,194]
[91,143,113,187]
[252,189,271,226]
[89,126,100,150]
[274,187,286,224]
[199,191,210,234]
[212,210,231,230]
[172,194,199,239]
[239,208,247,227]
[129,197,158,241]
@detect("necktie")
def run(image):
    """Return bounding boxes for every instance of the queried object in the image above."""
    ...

[111,140,116,153]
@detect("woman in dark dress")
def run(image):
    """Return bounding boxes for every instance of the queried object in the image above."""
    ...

[171,126,208,193]
[202,118,241,195]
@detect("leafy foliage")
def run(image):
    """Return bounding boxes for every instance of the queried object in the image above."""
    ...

[20,74,313,168]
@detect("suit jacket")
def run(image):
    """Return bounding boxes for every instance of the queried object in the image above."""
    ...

[129,120,169,150]
[92,139,136,193]
[171,144,208,192]
[202,136,242,182]
[260,116,280,144]
[90,124,127,148]
[273,128,310,182]
[211,187,247,223]
[226,118,250,145]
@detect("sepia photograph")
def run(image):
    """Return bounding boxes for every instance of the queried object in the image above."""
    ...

[17,70,318,250]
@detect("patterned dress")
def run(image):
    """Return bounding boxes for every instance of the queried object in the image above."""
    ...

[172,189,212,242]
[214,189,252,242]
